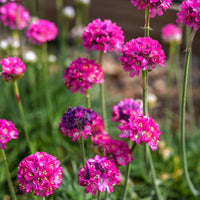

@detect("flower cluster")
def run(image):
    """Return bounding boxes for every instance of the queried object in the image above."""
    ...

[130,0,173,17]
[17,152,63,197]
[26,19,58,45]
[82,18,124,53]
[119,37,165,77]
[176,0,200,31]
[0,57,26,81]
[118,114,161,151]
[0,119,18,149]
[0,2,30,30]
[78,155,120,195]
[59,106,97,141]
[161,24,182,43]
[63,57,104,94]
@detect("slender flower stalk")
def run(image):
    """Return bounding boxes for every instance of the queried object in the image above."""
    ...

[85,89,91,108]
[97,190,101,200]
[42,198,45,200]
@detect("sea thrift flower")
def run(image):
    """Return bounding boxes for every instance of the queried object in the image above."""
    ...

[104,139,134,166]
[26,19,58,45]
[0,3,30,30]
[78,155,120,195]
[59,106,97,141]
[17,152,63,197]
[0,119,18,149]
[63,6,75,19]
[176,0,200,31]
[82,18,124,53]
[63,57,104,94]
[118,114,161,151]
[92,115,106,135]
[23,50,38,64]
[119,37,165,77]
[161,24,182,43]
[0,57,26,81]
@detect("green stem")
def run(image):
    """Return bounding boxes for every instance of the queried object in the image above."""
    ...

[13,80,34,153]
[85,89,91,108]
[180,29,199,196]
[80,137,86,166]
[0,149,17,200]
[104,190,108,200]
[144,6,150,37]
[97,190,101,200]
[41,197,45,200]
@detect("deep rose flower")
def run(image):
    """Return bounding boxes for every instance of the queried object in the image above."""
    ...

[176,0,200,31]
[0,57,26,81]
[82,18,124,53]
[63,57,104,94]
[78,155,120,195]
[0,119,18,149]
[119,37,166,77]
[0,2,30,29]
[59,106,97,141]
[17,152,63,197]
[26,19,58,45]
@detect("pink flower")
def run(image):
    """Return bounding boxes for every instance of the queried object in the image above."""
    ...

[0,57,26,81]
[82,18,124,53]
[17,152,63,197]
[92,115,106,135]
[63,57,104,94]
[26,19,58,45]
[161,24,182,43]
[119,37,166,77]
[0,3,30,30]
[176,0,200,31]
[0,119,18,149]
[78,155,120,195]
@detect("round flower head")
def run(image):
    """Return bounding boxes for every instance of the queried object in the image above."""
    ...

[82,18,124,53]
[0,57,26,81]
[0,3,30,30]
[176,0,200,31]
[17,152,63,197]
[26,19,58,45]
[78,155,120,195]
[0,119,18,149]
[59,106,97,141]
[63,57,104,94]
[119,37,165,77]
[161,24,182,43]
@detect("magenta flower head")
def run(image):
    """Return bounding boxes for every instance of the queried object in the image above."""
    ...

[119,37,166,77]
[63,57,104,94]
[0,57,26,81]
[161,24,182,44]
[59,106,97,141]
[0,119,18,149]
[26,19,58,45]
[78,155,120,195]
[118,114,161,151]
[82,18,124,53]
[0,2,30,30]
[176,0,200,31]
[17,152,63,197]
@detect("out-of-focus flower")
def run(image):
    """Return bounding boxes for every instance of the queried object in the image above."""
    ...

[119,37,166,78]
[23,50,37,64]
[63,6,75,19]
[26,19,58,45]
[0,57,25,81]
[63,57,104,94]
[83,18,124,53]
[0,2,30,30]
[0,0,7,4]
[76,0,91,6]
[159,141,173,160]
[70,25,85,40]
[17,152,63,197]
[48,54,57,63]
[0,119,18,149]
[0,39,8,50]
[59,106,97,141]
[147,93,158,109]
[78,155,120,195]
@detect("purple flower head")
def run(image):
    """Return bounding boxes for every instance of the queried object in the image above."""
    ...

[82,18,124,53]
[176,0,200,31]
[59,106,97,141]
[26,19,58,45]
[78,155,120,195]
[0,119,18,149]
[118,114,161,151]
[119,37,166,77]
[0,3,30,30]
[63,57,104,94]
[17,152,63,197]
[0,57,26,81]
